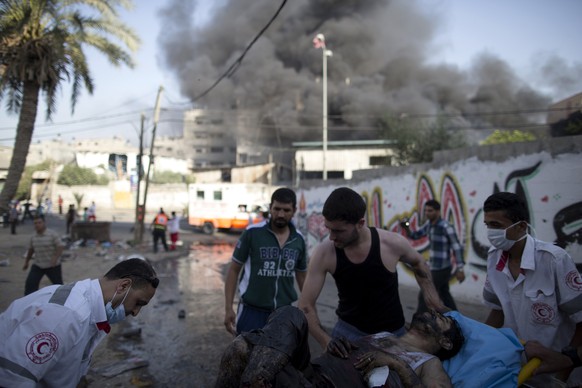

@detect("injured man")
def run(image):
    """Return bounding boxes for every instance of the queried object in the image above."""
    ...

[215,306,465,387]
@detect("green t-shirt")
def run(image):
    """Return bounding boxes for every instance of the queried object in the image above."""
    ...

[232,220,307,310]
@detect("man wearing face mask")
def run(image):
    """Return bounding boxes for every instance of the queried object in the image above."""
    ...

[482,192,582,382]
[0,257,159,387]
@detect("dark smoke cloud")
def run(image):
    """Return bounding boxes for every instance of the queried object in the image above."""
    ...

[158,0,561,142]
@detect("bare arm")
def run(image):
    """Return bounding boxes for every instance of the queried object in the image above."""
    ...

[51,244,64,267]
[416,357,452,387]
[485,309,504,328]
[23,247,33,270]
[525,340,578,375]
[224,261,243,335]
[298,244,332,349]
[295,270,306,291]
[396,235,446,312]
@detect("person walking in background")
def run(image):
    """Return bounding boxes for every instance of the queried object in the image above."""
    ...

[298,187,445,350]
[402,199,466,313]
[21,199,34,223]
[151,208,169,253]
[66,204,76,234]
[167,211,180,251]
[83,207,89,221]
[0,258,159,387]
[23,216,65,295]
[45,197,53,214]
[224,188,308,335]
[36,201,44,220]
[58,195,63,215]
[9,203,19,235]
[87,201,96,222]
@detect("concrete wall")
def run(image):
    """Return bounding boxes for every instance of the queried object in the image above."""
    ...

[47,182,190,216]
[294,135,582,304]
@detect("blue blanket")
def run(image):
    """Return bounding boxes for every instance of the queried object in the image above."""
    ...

[443,311,523,388]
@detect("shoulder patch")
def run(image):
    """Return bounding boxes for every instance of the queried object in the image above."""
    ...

[566,270,582,291]
[26,332,59,364]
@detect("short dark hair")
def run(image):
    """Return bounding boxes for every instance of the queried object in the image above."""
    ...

[425,199,441,211]
[104,258,159,289]
[435,318,465,361]
[322,187,366,224]
[271,188,297,208]
[483,192,529,223]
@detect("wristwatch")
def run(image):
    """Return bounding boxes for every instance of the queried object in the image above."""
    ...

[561,346,582,368]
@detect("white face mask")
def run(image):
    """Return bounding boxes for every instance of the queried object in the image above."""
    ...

[105,286,131,324]
[487,221,527,251]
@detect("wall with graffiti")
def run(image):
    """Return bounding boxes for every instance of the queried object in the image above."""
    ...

[294,150,582,304]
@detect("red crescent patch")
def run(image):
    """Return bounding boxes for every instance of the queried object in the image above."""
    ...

[26,332,59,364]
[531,302,556,324]
[566,270,582,291]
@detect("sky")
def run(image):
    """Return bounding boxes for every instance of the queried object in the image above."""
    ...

[0,0,581,147]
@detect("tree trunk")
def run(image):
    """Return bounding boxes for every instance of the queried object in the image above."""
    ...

[0,80,40,213]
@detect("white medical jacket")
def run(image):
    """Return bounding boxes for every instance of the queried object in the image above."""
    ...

[0,279,108,387]
[483,235,582,351]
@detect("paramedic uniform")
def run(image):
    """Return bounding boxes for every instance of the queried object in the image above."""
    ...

[0,279,109,387]
[483,235,582,351]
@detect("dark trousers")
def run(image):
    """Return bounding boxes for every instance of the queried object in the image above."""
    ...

[152,229,168,252]
[25,264,63,295]
[417,266,458,313]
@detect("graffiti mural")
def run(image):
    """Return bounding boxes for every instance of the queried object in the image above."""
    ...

[295,150,582,304]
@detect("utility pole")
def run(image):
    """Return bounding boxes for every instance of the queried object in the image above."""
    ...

[134,113,145,244]
[141,86,164,238]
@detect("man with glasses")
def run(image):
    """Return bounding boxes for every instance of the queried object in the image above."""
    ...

[0,257,159,387]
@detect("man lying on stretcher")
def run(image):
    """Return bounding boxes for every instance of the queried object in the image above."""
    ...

[215,306,465,387]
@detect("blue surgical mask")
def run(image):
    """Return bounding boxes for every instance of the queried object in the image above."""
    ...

[105,286,131,324]
[487,221,527,251]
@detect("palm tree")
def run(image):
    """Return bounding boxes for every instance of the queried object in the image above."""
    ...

[0,0,139,212]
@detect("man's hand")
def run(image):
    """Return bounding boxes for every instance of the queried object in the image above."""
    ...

[224,308,237,336]
[354,351,404,375]
[22,261,29,271]
[327,336,358,359]
[525,340,573,375]
[455,269,465,283]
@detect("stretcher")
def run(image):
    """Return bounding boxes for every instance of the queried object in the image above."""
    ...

[518,357,542,386]
[443,311,542,387]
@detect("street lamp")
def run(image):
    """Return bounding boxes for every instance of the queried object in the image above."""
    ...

[313,33,333,180]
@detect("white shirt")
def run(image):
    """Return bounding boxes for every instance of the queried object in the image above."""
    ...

[0,279,108,387]
[167,215,180,234]
[483,235,582,351]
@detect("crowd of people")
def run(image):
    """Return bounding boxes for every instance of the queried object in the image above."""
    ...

[1,187,580,387]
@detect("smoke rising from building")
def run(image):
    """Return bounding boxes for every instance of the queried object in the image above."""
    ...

[157,0,578,143]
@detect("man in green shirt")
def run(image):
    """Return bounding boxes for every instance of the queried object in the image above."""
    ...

[224,188,308,335]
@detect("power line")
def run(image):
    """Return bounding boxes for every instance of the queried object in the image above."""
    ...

[176,0,288,105]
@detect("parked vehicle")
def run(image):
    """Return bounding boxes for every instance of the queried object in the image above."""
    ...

[188,183,274,234]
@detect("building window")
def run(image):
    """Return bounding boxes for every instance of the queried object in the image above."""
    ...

[210,147,223,153]
[369,156,392,166]
[196,190,204,200]
[213,191,222,200]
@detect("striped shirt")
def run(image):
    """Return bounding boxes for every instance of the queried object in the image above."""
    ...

[408,218,465,270]
[29,229,63,268]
